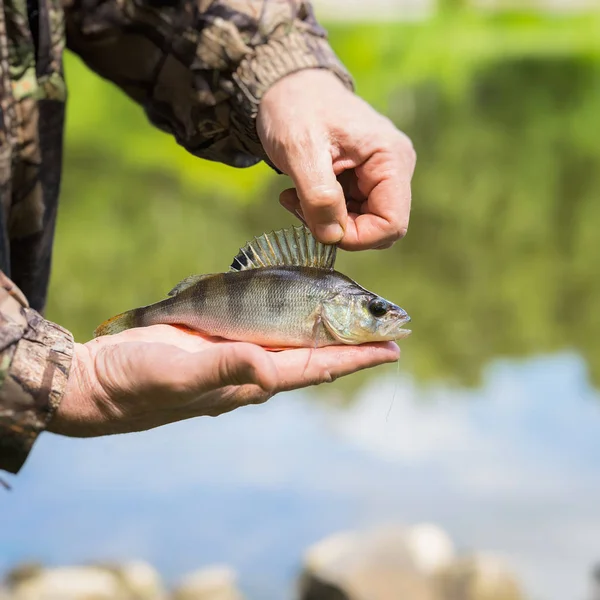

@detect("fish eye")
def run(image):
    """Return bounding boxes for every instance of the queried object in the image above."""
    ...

[368,298,388,318]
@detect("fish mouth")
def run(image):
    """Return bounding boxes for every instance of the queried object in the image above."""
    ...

[384,313,412,339]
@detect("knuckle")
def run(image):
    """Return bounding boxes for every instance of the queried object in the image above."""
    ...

[388,227,408,243]
[243,347,277,395]
[222,345,258,386]
[303,187,341,211]
[257,371,277,396]
[393,132,417,163]
[397,130,415,150]
[319,368,338,385]
[251,389,274,405]
[396,225,409,240]
[375,242,394,250]
[380,223,409,245]
[373,122,416,165]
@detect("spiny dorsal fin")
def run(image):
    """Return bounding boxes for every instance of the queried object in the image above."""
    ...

[168,273,213,296]
[230,225,337,272]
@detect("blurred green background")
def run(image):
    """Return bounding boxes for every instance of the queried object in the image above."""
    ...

[50,6,600,393]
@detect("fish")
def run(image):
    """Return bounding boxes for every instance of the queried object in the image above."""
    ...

[93,225,411,348]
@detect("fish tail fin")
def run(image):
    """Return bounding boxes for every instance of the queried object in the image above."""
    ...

[94,309,137,337]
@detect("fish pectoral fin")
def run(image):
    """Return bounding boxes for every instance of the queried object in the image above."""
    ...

[168,273,215,296]
[229,225,337,272]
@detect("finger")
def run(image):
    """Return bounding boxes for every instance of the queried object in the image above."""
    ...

[346,200,364,215]
[174,343,277,396]
[279,188,302,220]
[279,190,311,229]
[340,178,412,251]
[226,383,273,407]
[286,145,347,244]
[337,170,366,203]
[338,139,416,251]
[281,189,367,242]
[269,342,400,392]
[187,383,273,418]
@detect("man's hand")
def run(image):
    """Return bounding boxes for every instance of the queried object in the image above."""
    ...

[48,325,399,437]
[257,69,416,251]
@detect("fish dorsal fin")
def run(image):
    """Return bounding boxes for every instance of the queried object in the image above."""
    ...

[230,225,337,272]
[168,273,213,296]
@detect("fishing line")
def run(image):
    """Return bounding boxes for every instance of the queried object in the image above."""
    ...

[385,355,401,422]
[294,208,308,226]
[302,313,322,379]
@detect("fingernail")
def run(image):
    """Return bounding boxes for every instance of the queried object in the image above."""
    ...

[315,223,344,244]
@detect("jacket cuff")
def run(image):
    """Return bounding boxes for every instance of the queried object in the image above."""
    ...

[0,308,74,475]
[229,30,354,165]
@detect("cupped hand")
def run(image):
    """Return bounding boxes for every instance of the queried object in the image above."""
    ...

[48,325,400,437]
[257,69,416,251]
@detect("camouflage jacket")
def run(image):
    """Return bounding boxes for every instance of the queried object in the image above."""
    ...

[0,0,352,475]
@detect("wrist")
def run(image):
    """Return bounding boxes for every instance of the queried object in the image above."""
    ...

[233,32,353,116]
[229,31,353,164]
[47,343,107,438]
[259,68,350,116]
[264,67,348,95]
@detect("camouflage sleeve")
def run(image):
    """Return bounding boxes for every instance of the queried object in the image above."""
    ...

[63,0,354,168]
[0,272,74,475]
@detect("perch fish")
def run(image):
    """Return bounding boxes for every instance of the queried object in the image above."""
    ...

[94,225,411,348]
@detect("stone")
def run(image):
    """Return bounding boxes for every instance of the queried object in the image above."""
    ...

[433,554,525,600]
[404,524,456,575]
[171,565,245,600]
[97,561,166,599]
[7,566,127,600]
[298,523,449,600]
[5,560,165,600]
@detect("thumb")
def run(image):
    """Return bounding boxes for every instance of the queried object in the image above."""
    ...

[178,343,278,394]
[287,144,347,244]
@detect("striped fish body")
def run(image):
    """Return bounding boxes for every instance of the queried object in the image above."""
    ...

[94,225,412,346]
[116,267,346,348]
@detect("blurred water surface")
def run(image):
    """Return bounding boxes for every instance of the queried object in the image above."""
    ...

[2,12,600,600]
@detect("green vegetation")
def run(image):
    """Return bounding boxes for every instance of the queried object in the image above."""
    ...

[49,12,600,394]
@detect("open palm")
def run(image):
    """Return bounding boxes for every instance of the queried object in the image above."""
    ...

[49,325,400,437]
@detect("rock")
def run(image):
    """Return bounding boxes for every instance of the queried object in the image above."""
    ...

[298,524,446,600]
[297,575,348,600]
[298,524,525,600]
[434,554,525,600]
[404,524,456,575]
[3,563,45,589]
[171,565,245,600]
[7,566,127,600]
[5,561,165,600]
[97,561,166,599]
